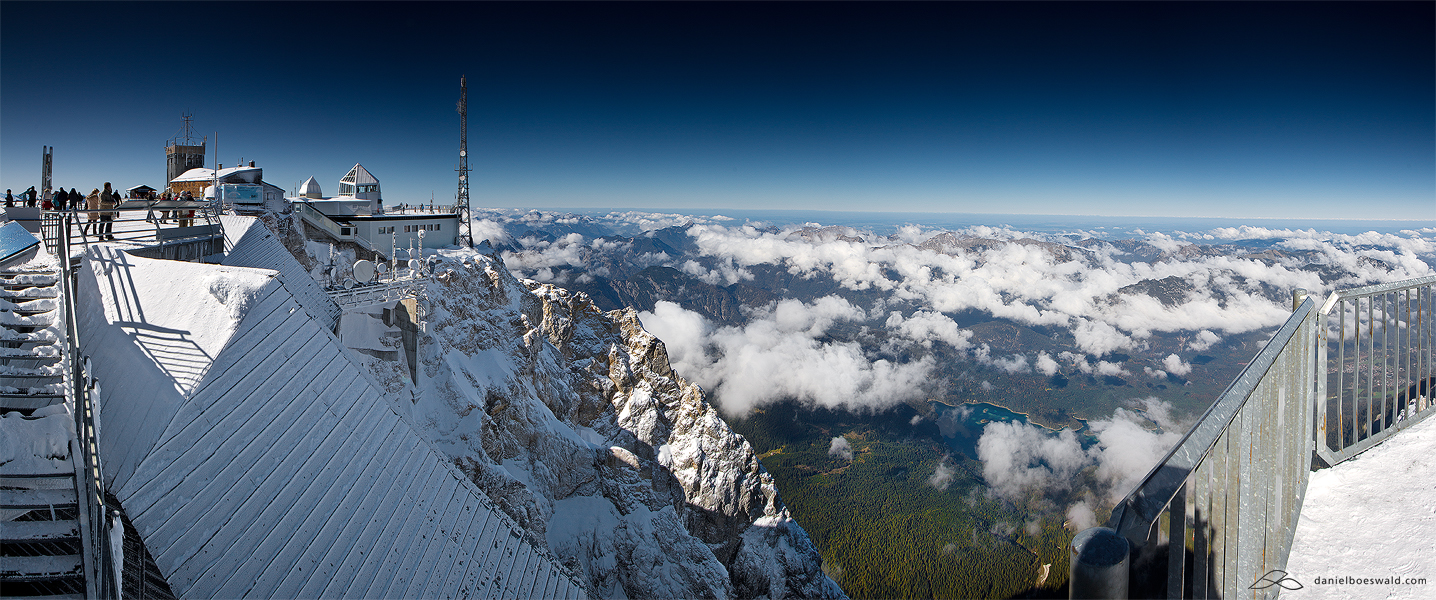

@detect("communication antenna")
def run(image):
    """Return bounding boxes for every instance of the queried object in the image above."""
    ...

[455,75,473,247]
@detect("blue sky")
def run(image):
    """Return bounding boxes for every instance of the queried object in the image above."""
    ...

[2,2,1432,220]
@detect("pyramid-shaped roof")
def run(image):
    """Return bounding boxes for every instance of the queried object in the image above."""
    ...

[298,176,322,198]
[339,164,379,186]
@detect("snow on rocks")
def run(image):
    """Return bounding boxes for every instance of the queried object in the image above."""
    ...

[387,246,846,599]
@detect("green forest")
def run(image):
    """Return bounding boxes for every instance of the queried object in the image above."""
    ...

[729,400,1105,599]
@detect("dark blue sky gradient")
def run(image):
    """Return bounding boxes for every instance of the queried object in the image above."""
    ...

[3,2,1432,219]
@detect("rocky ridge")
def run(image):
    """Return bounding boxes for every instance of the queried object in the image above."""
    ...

[352,245,843,599]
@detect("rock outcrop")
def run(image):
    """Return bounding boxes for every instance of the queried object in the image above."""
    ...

[353,246,843,599]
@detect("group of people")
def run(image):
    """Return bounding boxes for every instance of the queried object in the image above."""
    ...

[4,186,41,208]
[4,183,123,240]
[146,189,197,227]
[5,183,206,241]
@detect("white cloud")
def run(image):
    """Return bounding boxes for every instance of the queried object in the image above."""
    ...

[1087,398,1187,504]
[1188,330,1221,352]
[1094,360,1128,378]
[929,457,957,491]
[639,298,933,415]
[1066,500,1097,532]
[1161,354,1192,376]
[1035,352,1060,376]
[977,398,1188,508]
[828,436,853,461]
[886,310,973,350]
[977,421,1087,502]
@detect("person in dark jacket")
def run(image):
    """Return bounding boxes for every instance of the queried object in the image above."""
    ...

[53,187,68,212]
[4,190,12,208]
[24,186,36,207]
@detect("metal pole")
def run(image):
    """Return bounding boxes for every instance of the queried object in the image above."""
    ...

[1070,527,1129,599]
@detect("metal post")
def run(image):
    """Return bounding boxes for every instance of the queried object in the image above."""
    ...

[1293,288,1308,312]
[1071,527,1129,599]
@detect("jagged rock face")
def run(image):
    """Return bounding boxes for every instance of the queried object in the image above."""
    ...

[395,248,844,600]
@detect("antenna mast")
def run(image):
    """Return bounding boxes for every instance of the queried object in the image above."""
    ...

[455,76,473,248]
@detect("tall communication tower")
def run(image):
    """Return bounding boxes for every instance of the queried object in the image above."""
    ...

[455,76,473,248]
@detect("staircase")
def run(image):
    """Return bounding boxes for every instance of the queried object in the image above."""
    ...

[0,264,85,598]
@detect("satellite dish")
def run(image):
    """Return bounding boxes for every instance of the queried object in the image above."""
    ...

[408,259,423,273]
[376,262,389,275]
[342,278,356,290]
[393,249,410,261]
[353,260,376,284]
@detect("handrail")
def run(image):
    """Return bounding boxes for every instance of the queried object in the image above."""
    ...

[58,213,116,598]
[293,201,349,241]
[1073,275,1436,598]
[1084,295,1316,599]
[40,204,223,259]
[1315,275,1435,466]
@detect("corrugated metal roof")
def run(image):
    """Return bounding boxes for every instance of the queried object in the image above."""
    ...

[220,216,342,332]
[79,246,586,599]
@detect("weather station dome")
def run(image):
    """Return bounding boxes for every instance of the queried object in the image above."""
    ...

[299,176,323,199]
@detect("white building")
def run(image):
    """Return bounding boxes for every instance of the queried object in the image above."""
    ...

[289,163,457,252]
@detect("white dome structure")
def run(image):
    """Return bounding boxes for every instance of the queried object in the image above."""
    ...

[298,176,323,199]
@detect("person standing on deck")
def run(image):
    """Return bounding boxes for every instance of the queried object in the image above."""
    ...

[4,190,12,208]
[53,187,68,212]
[178,190,195,227]
[83,188,100,237]
[24,186,36,207]
[99,182,118,240]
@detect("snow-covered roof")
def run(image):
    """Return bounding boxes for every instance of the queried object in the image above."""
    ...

[77,245,586,599]
[340,163,379,185]
[172,166,262,184]
[126,184,156,193]
[220,215,342,330]
[298,176,322,199]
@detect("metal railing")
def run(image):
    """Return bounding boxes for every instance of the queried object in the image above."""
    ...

[57,213,117,599]
[39,202,223,261]
[326,266,428,311]
[1315,275,1435,466]
[1079,294,1316,599]
[293,201,350,241]
[1073,275,1436,599]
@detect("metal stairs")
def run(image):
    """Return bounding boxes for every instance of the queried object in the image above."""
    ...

[0,265,84,598]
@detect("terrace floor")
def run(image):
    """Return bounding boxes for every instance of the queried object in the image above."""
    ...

[1285,413,1436,599]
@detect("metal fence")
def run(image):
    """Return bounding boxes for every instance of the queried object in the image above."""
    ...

[1073,275,1436,598]
[1314,275,1435,466]
[56,214,117,598]
[39,202,223,261]
[1084,295,1316,599]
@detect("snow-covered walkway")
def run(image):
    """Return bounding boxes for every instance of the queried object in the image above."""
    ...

[1285,413,1436,599]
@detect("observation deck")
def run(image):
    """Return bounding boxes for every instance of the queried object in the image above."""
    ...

[1072,277,1434,599]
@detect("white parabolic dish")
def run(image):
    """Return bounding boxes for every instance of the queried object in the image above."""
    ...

[353,260,376,284]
